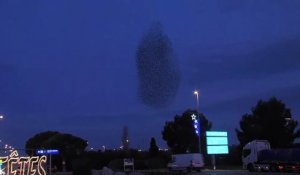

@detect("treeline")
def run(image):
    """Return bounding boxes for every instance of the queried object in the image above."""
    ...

[24,97,300,173]
[50,149,171,174]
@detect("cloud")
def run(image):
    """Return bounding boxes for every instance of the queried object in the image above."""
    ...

[0,63,14,74]
[217,0,247,13]
[243,37,300,74]
[216,0,300,13]
[186,37,300,85]
[0,63,18,95]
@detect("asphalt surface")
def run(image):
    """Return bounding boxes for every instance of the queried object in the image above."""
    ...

[52,169,300,175]
[192,169,300,175]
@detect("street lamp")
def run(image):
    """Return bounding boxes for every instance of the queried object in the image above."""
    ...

[194,91,199,109]
[193,90,201,153]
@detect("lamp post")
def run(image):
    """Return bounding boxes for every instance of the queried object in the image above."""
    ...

[193,90,201,153]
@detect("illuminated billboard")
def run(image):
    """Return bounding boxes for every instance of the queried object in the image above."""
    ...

[0,150,47,175]
[206,131,229,154]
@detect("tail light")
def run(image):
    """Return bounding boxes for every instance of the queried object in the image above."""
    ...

[278,165,284,170]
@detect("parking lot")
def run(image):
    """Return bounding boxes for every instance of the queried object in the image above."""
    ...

[192,169,300,175]
[52,169,300,175]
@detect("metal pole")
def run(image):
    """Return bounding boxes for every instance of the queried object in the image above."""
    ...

[194,90,201,154]
[50,154,52,175]
[212,154,216,170]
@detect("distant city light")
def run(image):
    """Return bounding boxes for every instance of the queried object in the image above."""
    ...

[159,148,169,152]
[101,145,106,152]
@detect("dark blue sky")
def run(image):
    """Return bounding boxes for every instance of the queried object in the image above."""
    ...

[1,0,300,150]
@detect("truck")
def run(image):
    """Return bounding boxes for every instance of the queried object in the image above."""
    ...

[242,140,300,172]
[167,153,204,172]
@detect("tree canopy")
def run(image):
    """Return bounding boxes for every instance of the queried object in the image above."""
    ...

[162,109,212,154]
[25,131,88,171]
[236,97,300,148]
[149,137,159,157]
[25,131,87,155]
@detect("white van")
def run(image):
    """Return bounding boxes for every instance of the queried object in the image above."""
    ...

[167,153,204,172]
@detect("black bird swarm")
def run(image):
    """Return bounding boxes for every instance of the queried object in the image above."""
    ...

[136,23,180,108]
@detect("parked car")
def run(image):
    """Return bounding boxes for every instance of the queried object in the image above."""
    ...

[167,153,204,172]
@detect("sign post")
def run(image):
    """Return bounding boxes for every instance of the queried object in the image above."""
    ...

[37,149,59,175]
[206,131,229,170]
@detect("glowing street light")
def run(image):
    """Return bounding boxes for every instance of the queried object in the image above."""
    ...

[193,90,201,153]
[194,90,199,108]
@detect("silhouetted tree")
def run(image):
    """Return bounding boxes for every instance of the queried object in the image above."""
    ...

[236,97,300,148]
[162,109,212,154]
[25,131,60,155]
[149,137,159,156]
[25,131,88,171]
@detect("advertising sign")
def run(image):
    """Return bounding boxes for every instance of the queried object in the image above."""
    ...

[37,149,59,155]
[206,131,229,154]
[0,150,47,175]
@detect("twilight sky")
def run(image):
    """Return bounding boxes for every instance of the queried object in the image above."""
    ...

[1,0,300,150]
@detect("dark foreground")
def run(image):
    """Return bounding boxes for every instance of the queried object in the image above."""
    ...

[198,169,300,175]
[52,169,300,175]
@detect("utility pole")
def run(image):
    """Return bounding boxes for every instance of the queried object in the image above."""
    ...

[122,126,129,151]
[194,90,201,153]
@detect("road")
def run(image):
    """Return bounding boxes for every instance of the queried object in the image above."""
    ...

[192,169,300,175]
[52,169,300,175]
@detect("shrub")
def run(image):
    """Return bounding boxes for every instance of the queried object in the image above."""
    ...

[147,158,167,169]
[108,159,123,171]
